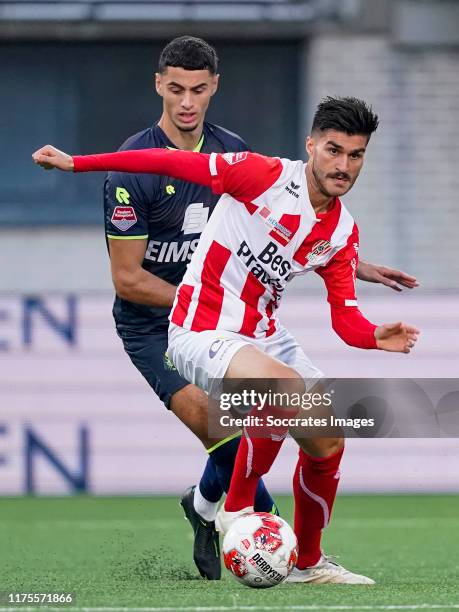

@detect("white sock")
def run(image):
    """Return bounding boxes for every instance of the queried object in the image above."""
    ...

[193,486,220,522]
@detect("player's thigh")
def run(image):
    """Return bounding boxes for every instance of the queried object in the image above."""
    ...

[265,325,323,384]
[169,383,238,449]
[265,327,344,451]
[225,344,303,380]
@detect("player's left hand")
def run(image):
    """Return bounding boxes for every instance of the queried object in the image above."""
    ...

[374,322,420,353]
[357,260,419,292]
[32,145,74,171]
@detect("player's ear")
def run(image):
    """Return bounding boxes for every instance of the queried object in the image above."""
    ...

[210,73,220,96]
[306,136,314,158]
[155,72,163,97]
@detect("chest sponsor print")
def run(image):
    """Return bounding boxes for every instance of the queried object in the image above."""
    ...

[257,206,300,247]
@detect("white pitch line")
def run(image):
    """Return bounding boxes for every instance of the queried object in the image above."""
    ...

[1,605,459,611]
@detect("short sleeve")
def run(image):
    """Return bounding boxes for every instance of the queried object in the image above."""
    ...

[208,152,283,200]
[103,171,150,240]
[316,224,360,308]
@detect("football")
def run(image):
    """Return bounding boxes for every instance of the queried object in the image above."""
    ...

[222,512,298,588]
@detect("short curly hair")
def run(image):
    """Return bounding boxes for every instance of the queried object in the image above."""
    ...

[158,36,218,74]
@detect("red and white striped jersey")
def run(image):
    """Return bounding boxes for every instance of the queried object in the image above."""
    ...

[170,151,360,339]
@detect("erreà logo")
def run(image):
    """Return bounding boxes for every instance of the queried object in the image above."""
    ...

[285,180,300,199]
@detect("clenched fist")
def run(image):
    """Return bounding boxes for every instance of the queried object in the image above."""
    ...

[32,145,74,171]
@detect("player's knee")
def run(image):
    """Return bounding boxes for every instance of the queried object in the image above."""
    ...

[170,384,209,438]
[299,436,344,458]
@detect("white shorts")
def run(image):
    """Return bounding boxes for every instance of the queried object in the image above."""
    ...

[168,323,323,396]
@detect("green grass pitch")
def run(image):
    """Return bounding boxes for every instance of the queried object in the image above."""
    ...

[1,495,459,611]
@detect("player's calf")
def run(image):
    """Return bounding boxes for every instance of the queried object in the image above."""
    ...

[224,345,304,512]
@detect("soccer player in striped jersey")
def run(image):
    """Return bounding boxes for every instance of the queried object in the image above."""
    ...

[33,96,420,584]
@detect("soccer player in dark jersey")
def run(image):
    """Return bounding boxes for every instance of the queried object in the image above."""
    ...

[103,36,278,580]
[33,39,419,582]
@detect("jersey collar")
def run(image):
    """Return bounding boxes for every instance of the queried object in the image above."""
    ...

[155,123,205,152]
[166,133,205,153]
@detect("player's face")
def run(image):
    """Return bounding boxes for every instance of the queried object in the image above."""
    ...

[306,130,368,198]
[155,67,219,133]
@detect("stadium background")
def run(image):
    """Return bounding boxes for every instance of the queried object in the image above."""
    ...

[1,0,458,496]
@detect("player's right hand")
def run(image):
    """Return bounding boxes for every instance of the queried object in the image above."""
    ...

[32,145,74,171]
[374,322,420,353]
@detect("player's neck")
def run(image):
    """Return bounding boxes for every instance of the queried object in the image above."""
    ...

[158,113,204,151]
[305,162,334,214]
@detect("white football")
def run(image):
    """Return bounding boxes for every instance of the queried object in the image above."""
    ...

[222,512,298,588]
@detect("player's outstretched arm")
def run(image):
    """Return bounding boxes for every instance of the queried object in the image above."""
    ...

[33,145,214,187]
[33,146,279,205]
[357,260,419,292]
[374,321,420,353]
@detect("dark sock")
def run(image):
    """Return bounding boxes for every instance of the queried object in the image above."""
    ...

[207,434,279,514]
[198,457,223,503]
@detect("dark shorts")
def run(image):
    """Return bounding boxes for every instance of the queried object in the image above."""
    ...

[117,326,189,409]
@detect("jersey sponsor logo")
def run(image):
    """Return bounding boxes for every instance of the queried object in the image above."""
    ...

[285,180,300,199]
[237,240,290,297]
[222,151,248,165]
[306,240,333,264]
[269,220,292,241]
[144,238,199,263]
[181,202,209,235]
[111,206,137,231]
[257,206,293,242]
[115,187,131,204]
[166,184,176,195]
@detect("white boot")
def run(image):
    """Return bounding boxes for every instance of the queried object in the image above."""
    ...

[215,505,253,535]
[285,554,375,585]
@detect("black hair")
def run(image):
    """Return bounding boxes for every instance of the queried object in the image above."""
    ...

[158,36,218,74]
[312,96,379,138]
